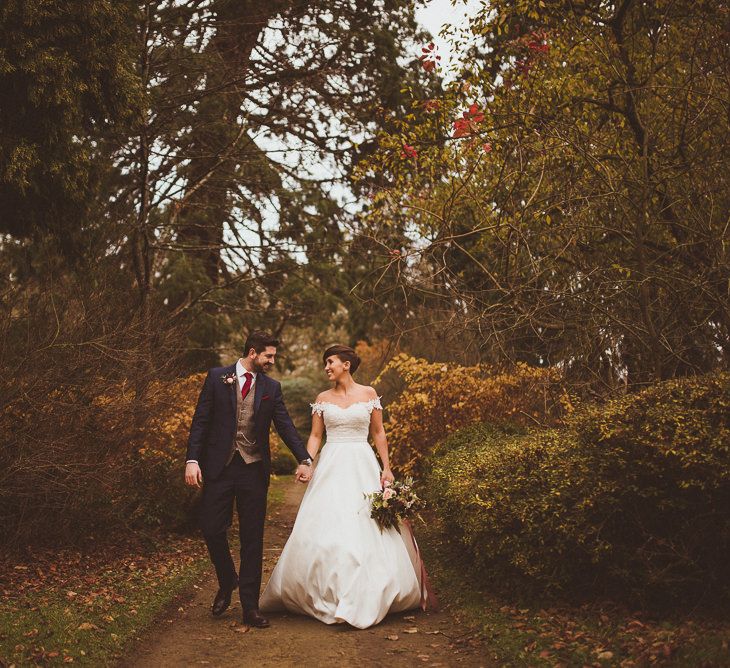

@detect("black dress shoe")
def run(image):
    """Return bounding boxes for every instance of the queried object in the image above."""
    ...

[211,579,238,617]
[243,608,270,628]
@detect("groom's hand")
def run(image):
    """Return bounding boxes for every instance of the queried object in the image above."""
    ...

[295,464,311,483]
[185,462,203,488]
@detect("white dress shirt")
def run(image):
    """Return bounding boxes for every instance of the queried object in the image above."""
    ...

[186,360,257,465]
[235,358,257,394]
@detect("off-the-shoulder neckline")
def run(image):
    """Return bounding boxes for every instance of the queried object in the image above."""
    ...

[310,397,382,411]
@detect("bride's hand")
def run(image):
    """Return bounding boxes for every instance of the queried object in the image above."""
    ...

[380,468,394,488]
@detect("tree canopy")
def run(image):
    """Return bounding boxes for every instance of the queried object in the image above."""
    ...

[356,0,730,389]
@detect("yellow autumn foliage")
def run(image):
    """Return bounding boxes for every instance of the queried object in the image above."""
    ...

[353,338,397,384]
[375,354,568,475]
[135,372,207,466]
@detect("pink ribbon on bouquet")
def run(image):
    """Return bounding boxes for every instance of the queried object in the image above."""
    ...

[401,519,439,611]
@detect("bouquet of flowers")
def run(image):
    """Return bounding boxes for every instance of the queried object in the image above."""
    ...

[365,477,425,533]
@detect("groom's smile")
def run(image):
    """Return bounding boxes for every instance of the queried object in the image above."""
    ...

[247,345,277,374]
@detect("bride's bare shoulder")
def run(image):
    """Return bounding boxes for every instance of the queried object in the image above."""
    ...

[314,390,336,404]
[358,384,379,399]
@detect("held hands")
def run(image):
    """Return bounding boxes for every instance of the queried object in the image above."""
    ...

[295,463,312,483]
[380,467,394,488]
[185,462,203,489]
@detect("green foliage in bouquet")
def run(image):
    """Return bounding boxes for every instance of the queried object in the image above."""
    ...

[426,372,730,607]
[365,478,425,533]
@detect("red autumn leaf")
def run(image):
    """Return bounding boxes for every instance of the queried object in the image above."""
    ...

[453,118,471,138]
[482,143,492,153]
[418,43,439,72]
[528,41,550,54]
[400,143,418,160]
[453,103,485,138]
[421,58,436,73]
[463,104,485,123]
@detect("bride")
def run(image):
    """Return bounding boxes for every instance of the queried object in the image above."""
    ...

[260,344,433,628]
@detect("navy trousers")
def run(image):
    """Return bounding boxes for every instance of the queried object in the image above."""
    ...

[199,452,268,611]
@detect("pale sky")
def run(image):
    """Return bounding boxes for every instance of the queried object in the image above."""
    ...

[415,0,483,78]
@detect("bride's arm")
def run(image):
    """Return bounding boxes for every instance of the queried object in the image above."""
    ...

[369,405,395,486]
[306,412,325,459]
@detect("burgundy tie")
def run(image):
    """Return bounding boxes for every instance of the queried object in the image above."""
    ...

[241,372,253,400]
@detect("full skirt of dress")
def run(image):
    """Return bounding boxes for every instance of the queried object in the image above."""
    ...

[259,436,422,628]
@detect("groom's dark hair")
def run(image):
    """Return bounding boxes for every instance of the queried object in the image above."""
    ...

[244,330,280,356]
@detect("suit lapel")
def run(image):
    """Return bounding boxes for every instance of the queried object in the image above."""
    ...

[254,373,266,415]
[226,363,238,414]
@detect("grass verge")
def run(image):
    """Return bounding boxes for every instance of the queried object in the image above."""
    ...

[0,476,290,666]
[418,516,730,667]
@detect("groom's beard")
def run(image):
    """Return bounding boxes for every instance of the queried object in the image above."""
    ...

[252,360,274,374]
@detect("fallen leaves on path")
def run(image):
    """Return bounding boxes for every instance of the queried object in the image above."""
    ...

[77,622,99,631]
[0,531,208,666]
[421,520,730,667]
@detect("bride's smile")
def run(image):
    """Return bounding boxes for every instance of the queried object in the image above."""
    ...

[324,354,349,382]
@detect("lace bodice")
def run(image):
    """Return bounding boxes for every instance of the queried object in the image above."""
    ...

[310,397,382,442]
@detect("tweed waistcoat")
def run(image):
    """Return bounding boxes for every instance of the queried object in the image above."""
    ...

[227,377,262,464]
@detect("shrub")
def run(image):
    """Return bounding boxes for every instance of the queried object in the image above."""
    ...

[375,354,568,475]
[267,376,324,474]
[0,271,324,551]
[279,376,322,433]
[426,372,730,606]
[0,277,192,551]
[129,372,208,529]
[431,421,527,459]
[269,437,298,474]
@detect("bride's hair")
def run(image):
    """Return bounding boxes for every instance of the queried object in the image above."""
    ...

[323,344,361,374]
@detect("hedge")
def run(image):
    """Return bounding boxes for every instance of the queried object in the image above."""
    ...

[426,372,730,606]
[375,354,568,476]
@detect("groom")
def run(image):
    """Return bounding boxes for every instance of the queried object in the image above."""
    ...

[185,330,313,628]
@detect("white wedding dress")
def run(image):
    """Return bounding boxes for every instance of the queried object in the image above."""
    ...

[259,398,423,628]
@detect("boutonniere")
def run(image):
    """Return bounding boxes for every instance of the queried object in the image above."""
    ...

[221,372,237,386]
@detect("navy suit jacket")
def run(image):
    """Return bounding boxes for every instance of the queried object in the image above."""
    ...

[186,364,310,481]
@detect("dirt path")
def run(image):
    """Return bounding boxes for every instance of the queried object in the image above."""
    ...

[124,482,491,667]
